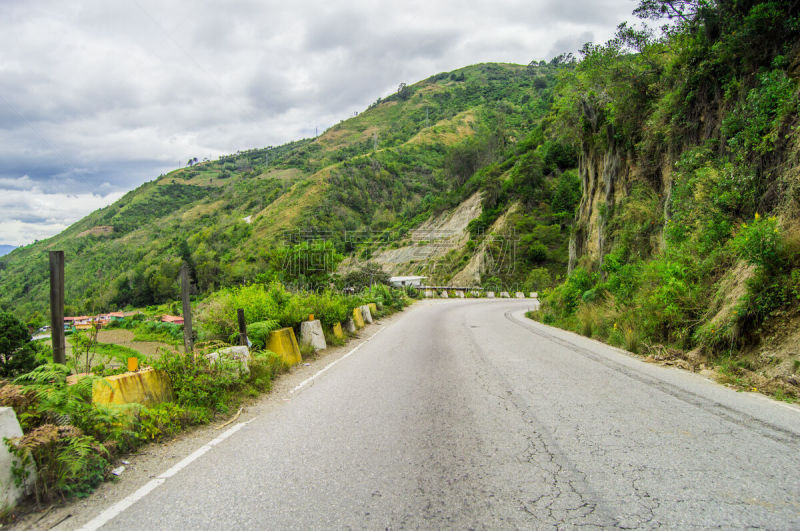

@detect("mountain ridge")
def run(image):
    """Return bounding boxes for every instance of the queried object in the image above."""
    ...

[0,61,574,318]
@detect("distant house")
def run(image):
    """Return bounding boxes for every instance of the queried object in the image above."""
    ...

[161,315,185,325]
[65,311,136,331]
[64,316,91,326]
[388,276,426,288]
[69,317,92,330]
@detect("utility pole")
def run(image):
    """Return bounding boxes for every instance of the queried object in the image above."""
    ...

[49,251,65,364]
[180,264,194,353]
[237,308,248,346]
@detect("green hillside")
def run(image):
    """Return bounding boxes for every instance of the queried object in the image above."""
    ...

[0,61,578,319]
[3,0,799,398]
[538,0,800,396]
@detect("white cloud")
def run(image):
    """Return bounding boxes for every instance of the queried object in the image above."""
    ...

[0,0,637,246]
[0,188,124,246]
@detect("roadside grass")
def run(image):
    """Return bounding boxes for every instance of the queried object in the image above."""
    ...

[526,311,798,404]
[0,282,413,508]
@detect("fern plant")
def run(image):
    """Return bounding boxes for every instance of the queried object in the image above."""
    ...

[13,363,136,450]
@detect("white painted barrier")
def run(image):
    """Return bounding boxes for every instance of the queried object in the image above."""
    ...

[0,407,35,510]
[300,320,327,350]
[359,305,373,324]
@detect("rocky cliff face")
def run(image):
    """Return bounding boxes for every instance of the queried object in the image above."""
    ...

[568,112,677,273]
[569,123,635,272]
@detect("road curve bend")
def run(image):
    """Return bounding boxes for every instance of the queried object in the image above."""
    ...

[83,299,800,529]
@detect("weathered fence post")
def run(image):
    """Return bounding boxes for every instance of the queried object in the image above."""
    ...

[237,308,248,346]
[180,264,194,353]
[49,251,66,364]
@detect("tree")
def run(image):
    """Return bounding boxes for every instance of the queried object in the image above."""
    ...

[397,83,412,101]
[633,0,703,23]
[0,311,39,377]
[70,326,99,374]
[341,263,390,291]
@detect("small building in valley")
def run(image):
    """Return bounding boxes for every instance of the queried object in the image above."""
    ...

[388,276,426,288]
[161,315,185,325]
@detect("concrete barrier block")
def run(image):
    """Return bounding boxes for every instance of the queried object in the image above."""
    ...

[529,292,538,298]
[368,303,378,316]
[332,322,345,339]
[344,318,357,333]
[266,327,302,366]
[515,292,525,298]
[93,368,174,407]
[352,307,365,329]
[440,291,449,298]
[205,345,250,376]
[0,407,35,511]
[300,320,327,351]
[500,291,510,298]
[531,300,541,311]
[360,305,373,324]
[487,291,495,298]
[424,290,434,298]
[457,291,465,298]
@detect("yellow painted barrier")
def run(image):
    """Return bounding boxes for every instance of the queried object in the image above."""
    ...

[352,307,365,329]
[368,303,377,317]
[266,327,302,366]
[332,322,345,339]
[92,367,173,407]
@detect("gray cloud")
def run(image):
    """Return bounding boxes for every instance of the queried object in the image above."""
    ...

[548,31,596,58]
[0,0,636,246]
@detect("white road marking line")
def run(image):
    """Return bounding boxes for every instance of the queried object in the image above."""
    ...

[157,445,211,479]
[77,418,255,531]
[291,326,387,394]
[77,478,165,531]
[79,323,391,529]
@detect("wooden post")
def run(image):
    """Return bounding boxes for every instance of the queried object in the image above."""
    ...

[237,308,248,346]
[180,264,194,353]
[49,251,66,364]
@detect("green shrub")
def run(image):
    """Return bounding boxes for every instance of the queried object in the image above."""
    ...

[6,425,109,501]
[248,320,281,349]
[732,214,783,271]
[1,364,139,500]
[136,403,193,441]
[151,350,242,414]
[246,351,286,393]
[131,321,183,345]
[0,311,43,377]
[543,267,597,319]
[12,364,136,450]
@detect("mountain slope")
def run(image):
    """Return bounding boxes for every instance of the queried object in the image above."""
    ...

[0,62,578,319]
[537,1,800,397]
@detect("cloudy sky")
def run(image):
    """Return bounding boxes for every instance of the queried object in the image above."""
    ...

[0,0,637,247]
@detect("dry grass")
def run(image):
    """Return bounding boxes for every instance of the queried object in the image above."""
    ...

[76,226,113,238]
[623,327,640,354]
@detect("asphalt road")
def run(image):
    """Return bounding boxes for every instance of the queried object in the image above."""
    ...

[87,299,800,529]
